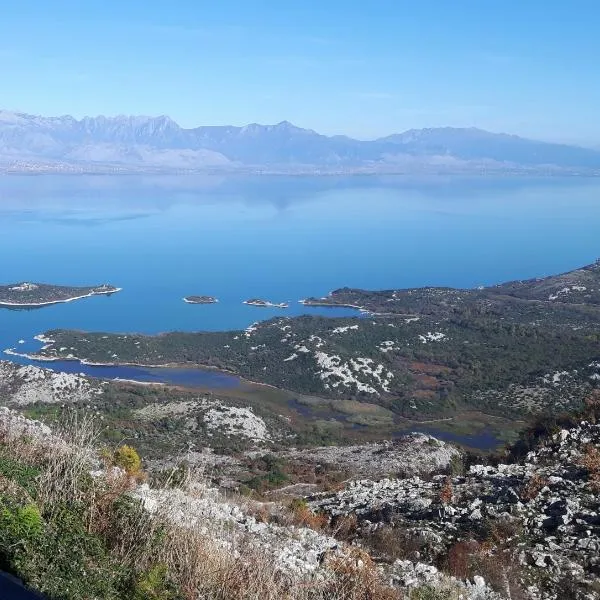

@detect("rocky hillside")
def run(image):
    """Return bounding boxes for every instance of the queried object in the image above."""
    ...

[0,406,504,600]
[2,395,600,599]
[310,417,600,599]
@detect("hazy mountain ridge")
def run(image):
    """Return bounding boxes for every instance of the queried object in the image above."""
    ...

[1,110,600,173]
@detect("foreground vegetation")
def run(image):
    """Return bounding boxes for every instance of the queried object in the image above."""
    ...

[1,410,441,600]
[3,397,600,600]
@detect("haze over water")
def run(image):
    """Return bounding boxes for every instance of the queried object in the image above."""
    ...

[0,174,599,384]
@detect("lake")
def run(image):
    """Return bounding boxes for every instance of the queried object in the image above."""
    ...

[1,174,599,385]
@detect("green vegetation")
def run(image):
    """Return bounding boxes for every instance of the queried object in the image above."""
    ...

[0,412,409,600]
[35,261,600,427]
[113,445,143,476]
[0,421,175,600]
[0,282,119,306]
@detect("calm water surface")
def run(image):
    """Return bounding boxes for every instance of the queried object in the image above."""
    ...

[0,174,599,385]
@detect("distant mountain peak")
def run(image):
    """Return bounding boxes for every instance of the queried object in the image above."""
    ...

[275,120,300,129]
[0,109,599,173]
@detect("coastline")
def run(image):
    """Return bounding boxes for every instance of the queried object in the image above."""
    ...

[3,346,242,375]
[0,287,122,308]
[299,298,372,314]
[243,300,289,308]
[183,297,218,304]
[111,378,166,386]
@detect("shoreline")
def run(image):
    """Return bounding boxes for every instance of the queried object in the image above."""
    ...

[0,287,122,308]
[2,344,281,393]
[3,346,242,377]
[183,297,219,304]
[243,300,289,309]
[299,299,372,314]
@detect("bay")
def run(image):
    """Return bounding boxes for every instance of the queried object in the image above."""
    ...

[0,174,599,385]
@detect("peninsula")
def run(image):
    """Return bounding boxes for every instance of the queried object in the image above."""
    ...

[22,260,600,430]
[243,299,288,308]
[184,295,218,304]
[0,282,121,308]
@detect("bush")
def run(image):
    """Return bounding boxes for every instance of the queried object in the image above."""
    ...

[0,502,44,541]
[113,445,142,477]
[439,478,453,505]
[324,548,402,599]
[410,585,461,600]
[363,524,424,562]
[289,498,329,530]
[288,497,308,512]
[520,473,548,501]
[0,499,125,600]
[580,444,600,489]
[131,563,180,600]
[445,540,479,579]
[410,587,447,600]
[0,455,41,496]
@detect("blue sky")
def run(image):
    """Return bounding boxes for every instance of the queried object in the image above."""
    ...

[1,0,599,143]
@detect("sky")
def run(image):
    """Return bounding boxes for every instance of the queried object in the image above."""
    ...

[1,0,599,144]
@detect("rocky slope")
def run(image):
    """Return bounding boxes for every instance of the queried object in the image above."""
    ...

[0,362,100,406]
[309,421,600,599]
[2,362,600,597]
[0,405,502,600]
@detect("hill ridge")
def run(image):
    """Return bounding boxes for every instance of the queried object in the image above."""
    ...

[2,109,600,173]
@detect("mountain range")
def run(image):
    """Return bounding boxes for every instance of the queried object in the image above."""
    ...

[2,109,600,174]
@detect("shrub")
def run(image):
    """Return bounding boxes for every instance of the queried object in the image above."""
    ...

[486,517,524,546]
[447,454,465,477]
[0,454,41,496]
[324,547,402,600]
[445,539,479,579]
[289,501,329,530]
[363,524,423,562]
[410,586,457,600]
[0,499,126,600]
[580,444,600,490]
[288,497,308,512]
[113,445,142,476]
[471,549,528,600]
[0,502,44,541]
[439,477,453,505]
[131,563,179,600]
[520,473,548,501]
[332,513,359,541]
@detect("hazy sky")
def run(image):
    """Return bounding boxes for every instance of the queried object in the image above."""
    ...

[2,0,599,143]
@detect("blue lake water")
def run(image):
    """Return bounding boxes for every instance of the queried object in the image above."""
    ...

[1,174,599,386]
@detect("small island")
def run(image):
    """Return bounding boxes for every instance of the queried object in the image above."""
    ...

[184,295,218,304]
[0,282,121,308]
[243,299,288,309]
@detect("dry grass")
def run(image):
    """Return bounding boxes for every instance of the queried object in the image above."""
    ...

[439,477,454,505]
[519,473,548,501]
[580,444,600,490]
[0,409,409,600]
[444,538,527,600]
[331,513,359,541]
[323,548,403,600]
